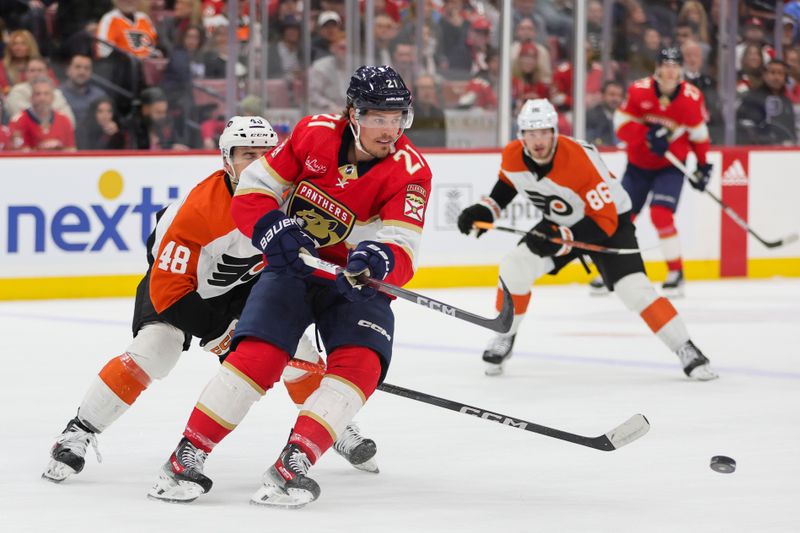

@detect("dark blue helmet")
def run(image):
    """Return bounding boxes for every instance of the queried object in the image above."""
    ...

[657,47,683,66]
[346,65,413,111]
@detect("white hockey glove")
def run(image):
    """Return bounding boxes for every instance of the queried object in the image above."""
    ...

[201,319,238,357]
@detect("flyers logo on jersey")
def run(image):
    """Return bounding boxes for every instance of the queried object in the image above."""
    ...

[125,30,154,52]
[525,190,573,216]
[404,184,427,222]
[207,254,264,287]
[288,182,354,247]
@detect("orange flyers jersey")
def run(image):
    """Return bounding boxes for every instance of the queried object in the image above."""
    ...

[499,136,632,237]
[96,9,158,59]
[233,114,432,287]
[149,170,263,313]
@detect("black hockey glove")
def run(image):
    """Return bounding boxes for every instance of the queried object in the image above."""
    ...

[457,202,495,237]
[690,162,712,192]
[335,241,395,302]
[524,219,574,258]
[252,210,318,277]
[645,125,670,157]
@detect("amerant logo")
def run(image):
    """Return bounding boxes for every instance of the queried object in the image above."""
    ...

[304,156,328,174]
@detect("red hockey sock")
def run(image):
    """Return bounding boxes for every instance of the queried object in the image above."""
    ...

[650,205,683,272]
[183,338,289,452]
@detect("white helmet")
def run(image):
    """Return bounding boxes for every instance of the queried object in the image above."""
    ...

[517,98,558,136]
[219,115,279,178]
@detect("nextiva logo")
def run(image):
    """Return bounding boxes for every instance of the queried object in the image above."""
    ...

[6,170,180,253]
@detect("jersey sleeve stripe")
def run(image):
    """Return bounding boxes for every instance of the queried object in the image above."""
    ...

[381,219,423,234]
[260,158,292,186]
[613,109,642,131]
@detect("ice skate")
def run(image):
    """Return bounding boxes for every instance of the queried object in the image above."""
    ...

[589,275,610,296]
[676,340,718,381]
[42,417,101,483]
[148,438,213,503]
[483,333,516,376]
[662,270,685,298]
[251,443,320,508]
[334,422,379,473]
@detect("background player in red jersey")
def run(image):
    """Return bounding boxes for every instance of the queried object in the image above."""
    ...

[457,99,717,381]
[43,117,378,483]
[590,47,712,297]
[148,66,432,508]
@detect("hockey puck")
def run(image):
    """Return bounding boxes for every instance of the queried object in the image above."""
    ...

[710,455,736,474]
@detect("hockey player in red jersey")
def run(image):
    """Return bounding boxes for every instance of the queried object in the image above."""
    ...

[148,66,432,507]
[590,47,712,297]
[43,117,378,483]
[457,99,717,381]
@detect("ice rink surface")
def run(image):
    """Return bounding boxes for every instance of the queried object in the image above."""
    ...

[1,278,798,532]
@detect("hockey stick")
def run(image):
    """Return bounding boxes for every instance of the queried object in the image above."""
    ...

[299,254,514,333]
[665,151,799,249]
[473,221,644,255]
[287,358,650,451]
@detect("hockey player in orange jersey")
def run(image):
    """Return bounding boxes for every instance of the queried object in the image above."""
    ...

[43,117,378,483]
[457,99,718,381]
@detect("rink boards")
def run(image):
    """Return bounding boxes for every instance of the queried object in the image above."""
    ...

[1,147,799,299]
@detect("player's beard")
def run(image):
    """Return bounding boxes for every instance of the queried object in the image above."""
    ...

[365,134,396,159]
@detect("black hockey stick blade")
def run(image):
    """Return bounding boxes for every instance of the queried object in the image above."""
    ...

[665,151,799,249]
[300,254,515,333]
[377,382,650,451]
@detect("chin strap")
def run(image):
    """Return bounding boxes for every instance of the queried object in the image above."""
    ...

[348,118,402,158]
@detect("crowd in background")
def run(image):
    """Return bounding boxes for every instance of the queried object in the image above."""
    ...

[0,0,798,151]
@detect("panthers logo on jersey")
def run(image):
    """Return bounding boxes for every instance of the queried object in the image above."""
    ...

[288,181,355,247]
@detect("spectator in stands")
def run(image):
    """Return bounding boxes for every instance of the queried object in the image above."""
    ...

[737,44,766,94]
[77,96,126,150]
[9,76,76,152]
[308,32,348,114]
[269,0,302,35]
[611,0,648,63]
[585,80,624,147]
[587,0,604,51]
[511,17,552,84]
[439,0,472,78]
[373,14,399,66]
[737,60,797,145]
[96,0,160,59]
[677,1,710,44]
[158,0,202,55]
[55,0,112,56]
[60,55,107,126]
[466,17,493,77]
[458,47,499,110]
[391,42,417,88]
[6,58,76,125]
[405,73,446,148]
[0,97,10,150]
[675,21,710,64]
[127,87,189,150]
[267,18,302,80]
[511,43,549,106]
[203,24,245,78]
[0,29,41,95]
[311,11,342,62]
[550,41,604,112]
[626,26,662,80]
[781,15,798,50]
[784,46,800,103]
[736,18,772,71]
[419,22,442,77]
[320,0,346,20]
[682,39,724,143]
[512,0,548,46]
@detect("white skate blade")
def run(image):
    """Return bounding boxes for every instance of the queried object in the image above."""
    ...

[484,362,504,376]
[351,457,379,474]
[250,483,315,509]
[688,363,719,381]
[589,286,610,297]
[662,286,685,299]
[147,468,206,503]
[42,460,77,483]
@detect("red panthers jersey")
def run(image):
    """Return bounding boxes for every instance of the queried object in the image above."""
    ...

[614,77,710,170]
[232,114,432,287]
